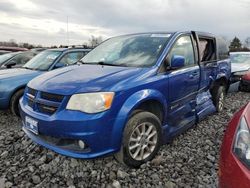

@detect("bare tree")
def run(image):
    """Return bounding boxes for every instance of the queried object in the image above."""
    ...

[0,39,44,49]
[88,35,103,48]
[8,39,18,47]
[245,37,250,48]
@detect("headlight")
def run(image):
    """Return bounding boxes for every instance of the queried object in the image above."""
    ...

[66,92,114,113]
[233,117,250,168]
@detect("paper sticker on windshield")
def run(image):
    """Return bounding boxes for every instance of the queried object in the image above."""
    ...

[151,34,171,38]
[46,54,58,61]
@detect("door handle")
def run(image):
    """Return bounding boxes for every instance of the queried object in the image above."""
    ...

[189,71,199,79]
[192,72,199,76]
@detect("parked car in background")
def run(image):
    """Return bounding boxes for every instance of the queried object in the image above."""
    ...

[0,50,11,55]
[0,51,37,69]
[0,48,91,116]
[231,52,250,72]
[20,31,231,167]
[0,46,28,52]
[219,102,250,188]
[230,52,250,83]
[30,48,47,53]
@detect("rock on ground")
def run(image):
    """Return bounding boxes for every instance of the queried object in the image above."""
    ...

[0,92,249,187]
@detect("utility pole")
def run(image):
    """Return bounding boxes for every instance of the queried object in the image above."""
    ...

[67,16,69,46]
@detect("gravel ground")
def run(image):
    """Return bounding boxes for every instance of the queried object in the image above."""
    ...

[0,92,249,188]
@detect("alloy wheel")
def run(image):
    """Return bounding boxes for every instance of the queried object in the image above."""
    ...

[218,91,224,111]
[128,122,158,161]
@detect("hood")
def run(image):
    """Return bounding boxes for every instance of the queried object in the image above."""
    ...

[231,63,250,73]
[0,68,41,80]
[28,65,144,95]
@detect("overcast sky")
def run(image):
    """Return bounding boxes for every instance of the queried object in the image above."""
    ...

[0,0,249,46]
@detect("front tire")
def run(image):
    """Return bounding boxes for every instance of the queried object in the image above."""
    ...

[10,89,24,117]
[115,111,162,167]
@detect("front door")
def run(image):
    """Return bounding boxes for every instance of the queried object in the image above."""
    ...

[167,35,200,129]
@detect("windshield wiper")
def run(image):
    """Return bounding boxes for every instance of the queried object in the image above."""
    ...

[96,61,118,66]
[23,67,35,70]
[80,61,123,67]
[76,60,85,64]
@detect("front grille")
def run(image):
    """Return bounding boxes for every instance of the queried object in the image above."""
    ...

[37,103,58,115]
[27,98,34,108]
[27,87,36,108]
[27,87,37,97]
[41,92,64,102]
[26,87,65,115]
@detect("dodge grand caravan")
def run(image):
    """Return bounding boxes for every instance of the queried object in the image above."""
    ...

[20,31,231,167]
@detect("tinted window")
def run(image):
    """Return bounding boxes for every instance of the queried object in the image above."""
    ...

[81,34,171,67]
[58,51,85,66]
[168,35,195,67]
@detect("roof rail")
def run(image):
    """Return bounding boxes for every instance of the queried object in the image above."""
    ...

[57,45,93,49]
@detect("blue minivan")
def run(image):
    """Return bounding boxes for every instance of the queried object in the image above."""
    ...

[20,31,231,167]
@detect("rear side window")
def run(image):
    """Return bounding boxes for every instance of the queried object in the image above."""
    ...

[168,35,195,67]
[198,37,216,62]
[217,38,229,60]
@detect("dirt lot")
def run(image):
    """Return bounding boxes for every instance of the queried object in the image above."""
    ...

[0,92,249,188]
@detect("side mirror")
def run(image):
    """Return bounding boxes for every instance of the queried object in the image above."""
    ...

[5,60,16,68]
[170,55,185,69]
[54,62,65,69]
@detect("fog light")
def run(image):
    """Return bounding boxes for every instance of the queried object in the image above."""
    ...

[78,140,85,149]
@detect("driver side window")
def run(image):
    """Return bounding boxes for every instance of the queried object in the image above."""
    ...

[58,52,85,66]
[168,35,195,67]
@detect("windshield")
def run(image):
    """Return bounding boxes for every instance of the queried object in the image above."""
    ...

[230,53,250,65]
[0,52,18,65]
[81,34,171,67]
[24,50,62,71]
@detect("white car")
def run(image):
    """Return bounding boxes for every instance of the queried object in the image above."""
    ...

[229,52,250,91]
[230,52,250,73]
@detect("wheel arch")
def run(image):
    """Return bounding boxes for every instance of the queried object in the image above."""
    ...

[210,76,229,92]
[8,85,26,106]
[110,89,167,151]
[131,99,165,123]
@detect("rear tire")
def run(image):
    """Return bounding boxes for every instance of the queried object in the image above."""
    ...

[211,85,226,112]
[115,111,162,168]
[10,89,24,117]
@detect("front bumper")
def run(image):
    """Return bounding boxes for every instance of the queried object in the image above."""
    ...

[20,97,120,159]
